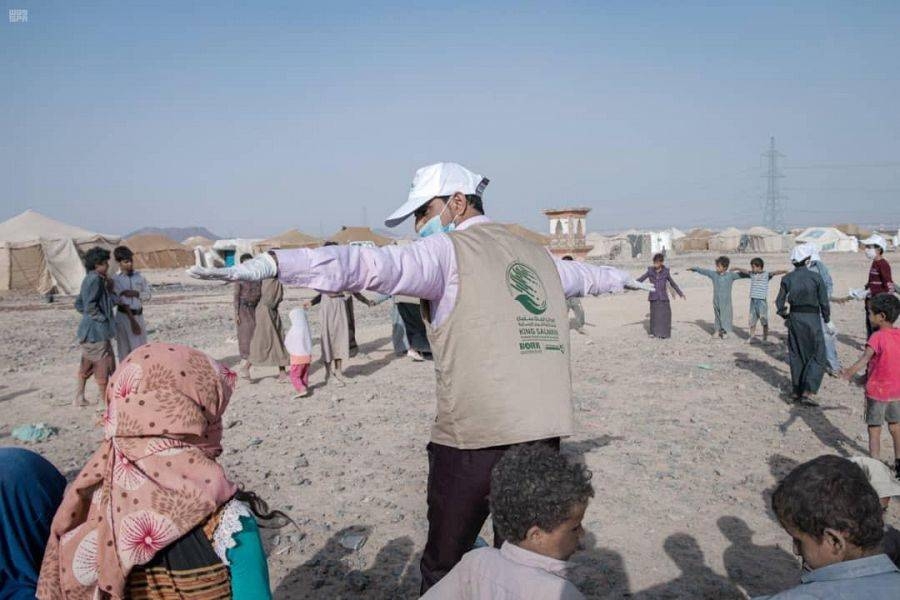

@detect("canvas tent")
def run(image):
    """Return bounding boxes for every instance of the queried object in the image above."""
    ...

[0,210,121,295]
[708,227,743,252]
[674,228,715,253]
[183,235,214,248]
[587,232,632,259]
[743,226,790,253]
[125,234,193,270]
[794,227,858,252]
[329,226,393,247]
[209,239,262,267]
[623,230,674,258]
[254,229,322,253]
[834,223,871,240]
[502,223,549,246]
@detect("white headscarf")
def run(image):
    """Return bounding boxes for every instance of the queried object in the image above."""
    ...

[285,307,313,356]
[790,243,814,265]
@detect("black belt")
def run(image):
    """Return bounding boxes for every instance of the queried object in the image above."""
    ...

[118,307,143,316]
[240,301,258,308]
[790,305,820,314]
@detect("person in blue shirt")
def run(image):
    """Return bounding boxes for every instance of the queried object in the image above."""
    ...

[0,448,66,600]
[756,455,900,599]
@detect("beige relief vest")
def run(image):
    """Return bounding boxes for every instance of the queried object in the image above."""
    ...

[423,222,573,449]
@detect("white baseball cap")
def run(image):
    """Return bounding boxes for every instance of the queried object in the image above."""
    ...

[850,456,900,499]
[861,235,888,251]
[384,162,489,228]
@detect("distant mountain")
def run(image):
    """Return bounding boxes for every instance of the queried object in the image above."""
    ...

[124,226,220,242]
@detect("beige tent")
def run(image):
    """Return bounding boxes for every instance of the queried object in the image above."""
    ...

[125,234,193,270]
[254,229,322,253]
[329,226,393,247]
[502,223,549,246]
[834,223,871,240]
[674,228,715,253]
[708,227,743,252]
[0,210,121,295]
[744,226,788,253]
[587,232,632,259]
[183,235,214,248]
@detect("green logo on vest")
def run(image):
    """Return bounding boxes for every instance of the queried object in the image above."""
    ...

[506,261,548,315]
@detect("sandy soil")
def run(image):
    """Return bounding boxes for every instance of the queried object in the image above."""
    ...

[1,251,897,599]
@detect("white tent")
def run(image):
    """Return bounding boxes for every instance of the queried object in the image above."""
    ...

[623,230,675,258]
[0,210,120,295]
[794,227,858,253]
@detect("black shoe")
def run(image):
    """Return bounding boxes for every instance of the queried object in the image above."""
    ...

[894,460,900,480]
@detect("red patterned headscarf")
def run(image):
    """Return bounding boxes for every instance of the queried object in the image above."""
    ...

[37,343,239,599]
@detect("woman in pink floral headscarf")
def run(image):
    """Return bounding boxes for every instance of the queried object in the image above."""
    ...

[37,343,274,600]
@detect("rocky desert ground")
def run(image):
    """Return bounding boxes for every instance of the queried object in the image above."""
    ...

[1,251,896,599]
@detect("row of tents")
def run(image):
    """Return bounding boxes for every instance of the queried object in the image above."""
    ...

[0,211,415,294]
[2,209,895,295]
[586,225,898,259]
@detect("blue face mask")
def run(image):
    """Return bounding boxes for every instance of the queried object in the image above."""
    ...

[418,202,457,238]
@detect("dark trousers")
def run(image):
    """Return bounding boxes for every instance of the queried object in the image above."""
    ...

[397,302,431,353]
[865,299,874,339]
[419,437,561,594]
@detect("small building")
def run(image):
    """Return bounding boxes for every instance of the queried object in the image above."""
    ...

[543,207,593,260]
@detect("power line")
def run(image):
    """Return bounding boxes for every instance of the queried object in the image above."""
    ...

[783,161,900,170]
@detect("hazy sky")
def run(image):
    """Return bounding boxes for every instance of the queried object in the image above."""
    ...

[3,1,899,238]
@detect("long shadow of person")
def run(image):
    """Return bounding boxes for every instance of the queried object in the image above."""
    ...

[569,532,632,598]
[778,403,866,457]
[718,516,799,597]
[693,319,717,336]
[761,454,799,522]
[358,536,417,598]
[562,435,625,466]
[836,332,865,352]
[631,533,743,599]
[273,525,369,599]
[733,352,791,394]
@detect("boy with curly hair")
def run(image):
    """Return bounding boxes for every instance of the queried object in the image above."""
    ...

[73,246,116,406]
[758,455,900,599]
[422,444,593,599]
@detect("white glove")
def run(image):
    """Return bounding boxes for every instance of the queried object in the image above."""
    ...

[625,279,656,292]
[848,288,869,301]
[825,321,837,336]
[187,253,277,282]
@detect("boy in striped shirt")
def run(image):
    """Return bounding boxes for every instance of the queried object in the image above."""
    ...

[733,257,786,343]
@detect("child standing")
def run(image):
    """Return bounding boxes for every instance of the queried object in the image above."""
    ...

[111,246,151,360]
[688,256,742,338]
[73,247,116,407]
[841,294,900,476]
[860,235,895,338]
[285,307,313,398]
[731,257,786,343]
[637,253,685,339]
